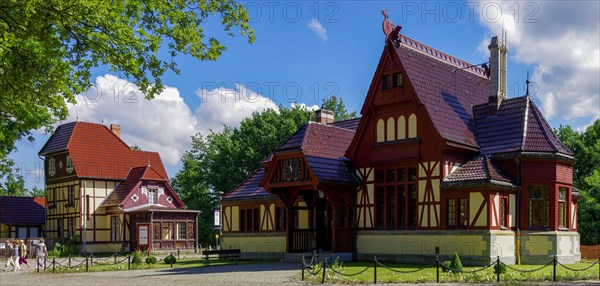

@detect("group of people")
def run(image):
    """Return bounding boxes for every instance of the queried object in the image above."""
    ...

[3,238,47,272]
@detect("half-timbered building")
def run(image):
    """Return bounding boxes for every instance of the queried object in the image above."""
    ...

[221,21,580,265]
[38,122,199,253]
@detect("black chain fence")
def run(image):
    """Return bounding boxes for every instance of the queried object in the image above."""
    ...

[301,255,600,284]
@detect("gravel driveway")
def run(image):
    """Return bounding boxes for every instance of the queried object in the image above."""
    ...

[0,262,302,285]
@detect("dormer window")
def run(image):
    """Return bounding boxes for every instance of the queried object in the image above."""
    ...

[48,157,56,177]
[148,189,156,204]
[66,155,74,173]
[382,73,403,90]
[393,73,403,87]
[382,75,392,90]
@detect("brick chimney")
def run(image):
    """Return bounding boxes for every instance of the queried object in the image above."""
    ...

[488,35,508,115]
[315,109,334,124]
[110,124,121,138]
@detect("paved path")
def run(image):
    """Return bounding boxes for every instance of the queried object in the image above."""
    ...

[0,263,301,285]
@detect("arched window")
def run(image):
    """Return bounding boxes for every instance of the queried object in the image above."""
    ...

[376,119,385,143]
[397,116,406,140]
[386,117,395,141]
[408,114,417,138]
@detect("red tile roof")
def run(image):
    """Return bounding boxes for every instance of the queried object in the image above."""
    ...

[226,122,360,201]
[223,166,274,201]
[277,122,356,159]
[38,122,168,180]
[393,36,490,148]
[328,118,361,131]
[101,165,183,207]
[473,97,573,156]
[443,156,515,189]
[0,196,46,225]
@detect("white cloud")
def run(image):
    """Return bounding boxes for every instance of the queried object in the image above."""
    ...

[67,74,197,167]
[290,102,320,112]
[67,75,279,168]
[195,83,279,133]
[308,18,327,41]
[474,1,600,128]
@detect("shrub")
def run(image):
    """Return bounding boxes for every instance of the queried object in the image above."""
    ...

[442,260,452,272]
[164,255,176,265]
[145,256,157,264]
[449,253,463,274]
[494,260,507,274]
[132,251,143,265]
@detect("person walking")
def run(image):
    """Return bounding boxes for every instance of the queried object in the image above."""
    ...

[3,239,15,270]
[35,238,47,270]
[11,240,20,272]
[19,240,31,268]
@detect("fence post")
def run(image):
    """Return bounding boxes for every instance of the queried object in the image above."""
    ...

[178,249,180,260]
[553,255,557,282]
[90,254,93,266]
[114,252,117,264]
[497,256,500,283]
[373,256,377,284]
[52,258,55,273]
[301,255,305,281]
[436,255,439,283]
[86,255,89,272]
[321,258,327,284]
[68,254,71,268]
[128,255,131,270]
[44,256,47,270]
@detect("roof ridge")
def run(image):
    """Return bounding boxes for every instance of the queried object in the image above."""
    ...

[520,96,531,151]
[311,121,357,133]
[399,34,487,78]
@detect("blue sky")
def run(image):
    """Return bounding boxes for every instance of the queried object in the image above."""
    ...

[8,1,600,190]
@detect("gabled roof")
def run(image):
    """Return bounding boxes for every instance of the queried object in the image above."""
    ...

[443,156,515,189]
[0,196,46,225]
[393,35,489,148]
[304,156,359,184]
[101,165,178,207]
[227,121,360,201]
[328,118,361,131]
[276,122,356,159]
[473,96,573,156]
[38,122,168,180]
[223,166,274,201]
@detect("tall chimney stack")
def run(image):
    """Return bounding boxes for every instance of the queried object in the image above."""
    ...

[315,109,335,124]
[110,124,121,138]
[488,35,508,115]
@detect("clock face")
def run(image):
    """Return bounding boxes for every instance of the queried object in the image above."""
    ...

[282,158,301,181]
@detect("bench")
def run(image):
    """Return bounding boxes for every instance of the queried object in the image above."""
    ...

[203,249,241,266]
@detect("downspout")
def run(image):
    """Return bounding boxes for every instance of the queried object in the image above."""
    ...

[150,211,154,253]
[515,156,521,265]
[352,186,359,262]
[195,212,200,253]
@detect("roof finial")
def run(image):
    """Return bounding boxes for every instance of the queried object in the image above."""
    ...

[147,158,150,167]
[525,70,530,97]
[381,9,402,46]
[76,113,79,121]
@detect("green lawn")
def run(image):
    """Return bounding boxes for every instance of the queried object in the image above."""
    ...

[302,259,600,284]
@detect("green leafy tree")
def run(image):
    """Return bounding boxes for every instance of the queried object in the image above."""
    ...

[322,95,358,121]
[0,0,254,177]
[556,120,600,244]
[28,186,45,197]
[0,170,27,196]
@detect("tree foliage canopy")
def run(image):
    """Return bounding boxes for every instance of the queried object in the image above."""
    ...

[556,119,600,244]
[0,0,254,176]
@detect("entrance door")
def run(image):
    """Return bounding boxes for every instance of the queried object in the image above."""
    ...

[315,198,332,251]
